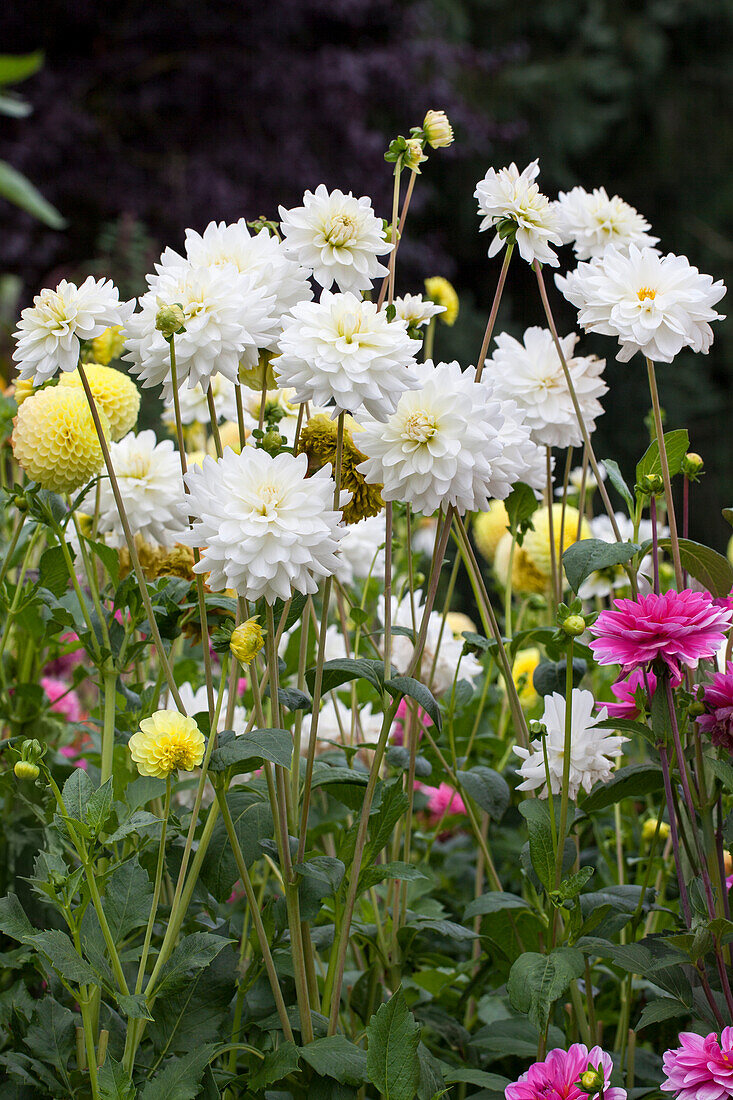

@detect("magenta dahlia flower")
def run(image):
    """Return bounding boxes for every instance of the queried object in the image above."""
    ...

[42,676,83,723]
[589,590,731,678]
[697,663,733,753]
[423,782,466,822]
[662,1028,733,1099]
[605,668,658,719]
[505,1044,626,1100]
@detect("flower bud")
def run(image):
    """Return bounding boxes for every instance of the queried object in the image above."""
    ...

[261,429,284,455]
[577,1065,605,1095]
[561,614,586,637]
[155,303,186,338]
[682,452,704,479]
[402,137,428,174]
[14,760,39,781]
[230,617,265,663]
[12,379,35,408]
[636,473,664,496]
[642,817,670,844]
[239,352,277,392]
[423,109,454,149]
[424,276,459,326]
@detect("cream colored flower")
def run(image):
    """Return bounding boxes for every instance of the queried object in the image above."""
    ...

[12,386,108,493]
[59,363,140,441]
[128,710,205,778]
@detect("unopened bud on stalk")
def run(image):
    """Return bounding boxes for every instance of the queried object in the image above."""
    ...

[14,738,44,781]
[422,110,454,149]
[403,138,428,174]
[155,303,186,339]
[577,1065,605,1095]
[14,760,39,781]
[682,452,704,479]
[636,473,664,497]
[561,614,586,637]
[230,617,265,663]
[261,429,284,455]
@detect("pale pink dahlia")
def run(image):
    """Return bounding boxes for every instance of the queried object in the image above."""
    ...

[698,664,733,753]
[661,1028,733,1100]
[505,1044,626,1100]
[42,677,82,723]
[589,590,732,678]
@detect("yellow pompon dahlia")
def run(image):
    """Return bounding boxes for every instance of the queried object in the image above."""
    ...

[424,276,459,326]
[445,611,477,638]
[512,647,541,707]
[298,413,384,524]
[522,504,591,577]
[230,617,265,663]
[208,421,243,456]
[89,324,126,365]
[58,363,140,441]
[9,379,35,407]
[128,710,205,778]
[118,537,195,581]
[641,817,670,845]
[239,351,278,392]
[12,386,109,493]
[494,533,549,595]
[473,500,510,563]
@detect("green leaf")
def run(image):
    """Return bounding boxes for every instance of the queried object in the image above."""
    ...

[24,999,74,1081]
[562,538,640,593]
[61,768,95,823]
[28,930,99,985]
[87,539,120,584]
[707,756,733,792]
[86,778,114,835]
[138,1045,219,1100]
[208,727,293,773]
[116,993,154,1021]
[464,891,530,919]
[416,1042,445,1100]
[533,659,587,698]
[636,429,689,483]
[657,537,733,598]
[306,657,384,696]
[601,459,634,512]
[385,675,442,731]
[98,1055,136,1100]
[104,810,161,845]
[457,767,510,822]
[518,799,558,892]
[443,1068,510,1089]
[366,988,420,1100]
[507,947,585,1032]
[103,858,154,940]
[504,482,540,542]
[38,544,70,597]
[583,763,663,812]
[556,866,595,900]
[202,795,273,900]
[301,1035,367,1086]
[153,933,232,999]
[359,861,426,893]
[0,52,44,86]
[248,1042,301,1091]
[636,997,690,1031]
[0,159,65,228]
[0,894,35,940]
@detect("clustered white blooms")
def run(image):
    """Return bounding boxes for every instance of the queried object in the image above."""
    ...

[557,245,727,363]
[392,293,446,328]
[358,360,543,516]
[301,697,383,756]
[181,448,348,603]
[515,689,627,799]
[554,462,606,498]
[555,186,659,260]
[486,327,607,449]
[162,371,240,426]
[279,184,392,294]
[474,160,562,267]
[334,514,387,586]
[13,277,134,384]
[381,590,482,698]
[275,291,421,420]
[96,430,187,548]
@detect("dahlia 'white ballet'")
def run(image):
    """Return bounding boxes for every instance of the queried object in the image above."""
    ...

[301,697,383,755]
[474,160,562,267]
[162,371,240,426]
[554,463,606,497]
[514,689,627,799]
[182,219,313,349]
[489,394,548,498]
[169,682,248,736]
[555,186,658,260]
[487,327,607,448]
[335,514,386,586]
[182,448,348,603]
[381,590,482,697]
[279,184,391,294]
[14,277,134,384]
[275,291,421,420]
[358,360,527,515]
[556,245,726,363]
[96,430,187,548]
[124,254,274,391]
[392,293,446,328]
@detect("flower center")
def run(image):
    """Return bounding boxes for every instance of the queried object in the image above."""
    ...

[160,736,196,770]
[325,213,357,247]
[337,311,363,344]
[40,289,70,331]
[637,286,656,301]
[256,484,281,515]
[404,411,438,443]
[124,453,151,480]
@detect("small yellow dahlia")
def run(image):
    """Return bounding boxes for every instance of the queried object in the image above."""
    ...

[473,500,510,563]
[641,817,670,845]
[424,276,459,326]
[522,504,591,577]
[512,647,541,707]
[118,537,195,581]
[298,413,384,524]
[58,363,140,440]
[230,617,265,663]
[423,109,454,149]
[493,533,549,595]
[128,710,205,778]
[208,421,242,456]
[90,324,126,365]
[10,379,35,407]
[12,386,109,493]
[445,611,477,638]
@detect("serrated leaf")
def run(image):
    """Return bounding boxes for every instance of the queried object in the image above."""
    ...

[306,657,384,697]
[707,756,733,792]
[99,1054,136,1099]
[507,947,584,1031]
[38,544,70,597]
[152,933,232,1000]
[556,866,594,899]
[201,795,273,901]
[464,891,530,919]
[104,810,161,844]
[116,993,154,1021]
[636,997,689,1031]
[24,999,74,1080]
[504,482,540,541]
[366,988,420,1100]
[0,894,35,940]
[385,676,442,731]
[636,429,689,483]
[457,767,509,822]
[86,778,114,835]
[138,1045,219,1100]
[208,727,293,773]
[583,763,663,812]
[562,538,640,593]
[103,858,154,940]
[248,1042,301,1091]
[359,861,426,892]
[301,1035,367,1086]
[657,537,733,598]
[518,799,558,892]
[28,930,99,985]
[61,768,95,823]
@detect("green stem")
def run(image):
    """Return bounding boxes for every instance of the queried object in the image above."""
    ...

[134,777,171,994]
[553,642,574,892]
[100,666,117,785]
[0,512,24,589]
[645,357,683,588]
[474,241,514,382]
[79,996,101,1099]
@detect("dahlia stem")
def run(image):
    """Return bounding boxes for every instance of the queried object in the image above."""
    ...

[134,776,171,995]
[235,383,248,449]
[206,385,223,458]
[650,496,661,594]
[474,241,514,382]
[682,474,690,587]
[554,643,575,893]
[645,357,683,589]
[387,164,402,309]
[383,502,393,682]
[545,447,559,610]
[558,446,574,600]
[658,744,693,927]
[423,316,436,362]
[76,362,184,712]
[0,512,24,589]
[377,168,416,310]
[100,665,117,785]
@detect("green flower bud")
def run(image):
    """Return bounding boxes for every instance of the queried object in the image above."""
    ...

[155,303,186,338]
[636,473,664,496]
[402,137,428,173]
[261,429,284,455]
[682,452,704,479]
[561,614,587,637]
[577,1065,605,1094]
[14,760,39,781]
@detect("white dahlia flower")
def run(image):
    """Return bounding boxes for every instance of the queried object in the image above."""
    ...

[381,590,482,698]
[487,327,607,449]
[96,430,187,548]
[489,394,548,498]
[392,293,446,328]
[334,513,386,586]
[162,370,240,427]
[301,697,383,755]
[556,245,726,363]
[554,462,606,498]
[275,290,421,421]
[182,219,313,349]
[168,681,248,736]
[124,253,274,391]
[279,184,391,294]
[358,360,515,515]
[474,160,562,267]
[514,689,627,799]
[181,448,348,603]
[555,186,658,260]
[13,277,134,384]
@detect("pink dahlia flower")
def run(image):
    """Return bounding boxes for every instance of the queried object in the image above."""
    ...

[605,668,658,719]
[42,677,82,723]
[421,782,466,823]
[698,663,733,753]
[505,1044,626,1100]
[589,590,732,678]
[662,1028,733,1099]
[390,697,432,747]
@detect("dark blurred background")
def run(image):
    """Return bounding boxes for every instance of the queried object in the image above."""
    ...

[1,0,732,544]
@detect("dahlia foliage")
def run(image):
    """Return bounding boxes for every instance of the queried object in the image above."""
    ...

[3,115,733,1100]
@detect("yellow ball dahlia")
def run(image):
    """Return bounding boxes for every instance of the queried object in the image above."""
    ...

[128,710,205,778]
[493,533,549,595]
[473,500,510,563]
[511,647,541,707]
[445,611,477,638]
[58,363,140,441]
[522,504,591,577]
[12,386,109,493]
[424,276,459,326]
[89,324,126,365]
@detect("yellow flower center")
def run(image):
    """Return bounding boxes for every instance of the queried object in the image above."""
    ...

[637,286,656,301]
[157,734,200,772]
[325,213,357,247]
[404,411,437,443]
[256,484,282,515]
[337,311,363,344]
[123,452,151,480]
[39,289,71,331]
